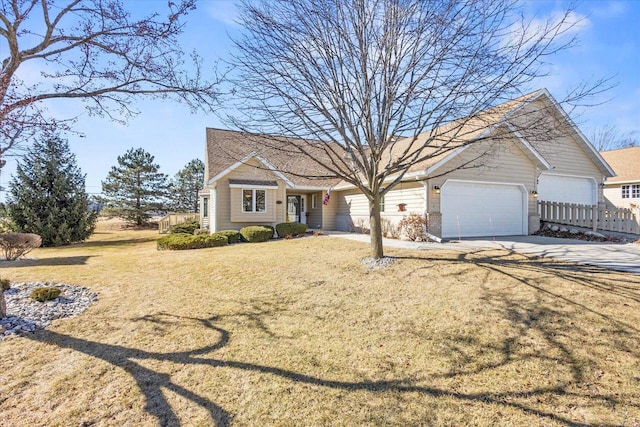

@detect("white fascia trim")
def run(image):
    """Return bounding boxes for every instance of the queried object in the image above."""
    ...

[505,124,552,170]
[210,188,217,233]
[604,180,640,186]
[206,151,296,187]
[253,153,296,188]
[536,89,616,178]
[423,145,470,176]
[229,184,278,190]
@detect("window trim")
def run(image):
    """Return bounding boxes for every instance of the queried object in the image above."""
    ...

[311,193,317,209]
[242,189,267,213]
[632,184,640,199]
[622,185,630,199]
[203,197,208,217]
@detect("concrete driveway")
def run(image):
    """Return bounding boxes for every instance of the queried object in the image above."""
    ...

[327,232,640,274]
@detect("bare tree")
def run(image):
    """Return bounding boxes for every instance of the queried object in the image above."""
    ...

[590,124,638,152]
[229,0,607,258]
[0,0,221,156]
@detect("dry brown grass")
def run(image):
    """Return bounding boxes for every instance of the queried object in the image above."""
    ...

[1,222,639,426]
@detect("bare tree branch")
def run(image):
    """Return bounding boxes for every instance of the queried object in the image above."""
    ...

[227,0,610,258]
[0,0,222,155]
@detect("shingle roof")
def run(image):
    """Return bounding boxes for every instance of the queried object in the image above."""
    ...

[205,89,613,189]
[600,146,640,183]
[205,128,342,188]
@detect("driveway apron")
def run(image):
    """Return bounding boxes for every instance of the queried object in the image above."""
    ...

[327,232,640,274]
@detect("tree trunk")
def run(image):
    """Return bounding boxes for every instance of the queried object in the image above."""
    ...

[369,195,384,259]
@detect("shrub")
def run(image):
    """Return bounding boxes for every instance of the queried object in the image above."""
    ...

[240,226,274,243]
[193,228,209,235]
[276,222,308,238]
[157,233,227,250]
[30,286,61,302]
[397,213,429,241]
[380,217,400,239]
[216,230,242,244]
[169,220,200,234]
[1,278,10,291]
[355,218,370,234]
[0,233,42,261]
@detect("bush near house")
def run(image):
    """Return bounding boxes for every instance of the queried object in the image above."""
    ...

[216,230,242,244]
[157,233,227,250]
[240,226,274,243]
[397,213,429,241]
[276,222,307,238]
[169,220,200,234]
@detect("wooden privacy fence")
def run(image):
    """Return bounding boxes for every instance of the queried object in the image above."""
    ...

[158,213,198,234]
[538,201,640,235]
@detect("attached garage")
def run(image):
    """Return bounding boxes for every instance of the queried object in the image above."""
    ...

[537,173,596,205]
[441,180,527,238]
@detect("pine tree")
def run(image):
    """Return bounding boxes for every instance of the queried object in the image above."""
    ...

[101,148,168,225]
[7,136,97,247]
[168,159,204,213]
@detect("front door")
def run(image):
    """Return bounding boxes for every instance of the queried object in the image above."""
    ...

[287,195,301,223]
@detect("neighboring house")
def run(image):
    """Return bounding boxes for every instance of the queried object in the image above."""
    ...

[200,89,614,239]
[601,146,640,210]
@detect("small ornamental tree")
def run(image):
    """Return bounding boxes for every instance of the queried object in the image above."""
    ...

[168,159,205,213]
[7,136,97,246]
[101,148,169,225]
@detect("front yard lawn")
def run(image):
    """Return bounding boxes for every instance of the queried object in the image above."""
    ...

[1,224,639,426]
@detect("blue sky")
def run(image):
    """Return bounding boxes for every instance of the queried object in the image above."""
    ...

[1,0,639,198]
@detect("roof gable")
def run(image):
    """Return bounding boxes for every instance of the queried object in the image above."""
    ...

[205,128,341,189]
[207,151,294,187]
[204,89,613,190]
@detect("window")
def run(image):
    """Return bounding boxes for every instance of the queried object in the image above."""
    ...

[379,196,385,212]
[203,198,208,217]
[311,194,317,209]
[633,184,640,199]
[622,185,630,199]
[243,189,266,212]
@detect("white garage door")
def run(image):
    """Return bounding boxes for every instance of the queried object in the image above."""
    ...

[441,180,526,238]
[538,174,595,205]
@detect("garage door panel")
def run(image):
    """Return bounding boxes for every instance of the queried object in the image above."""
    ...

[538,174,595,205]
[441,181,525,238]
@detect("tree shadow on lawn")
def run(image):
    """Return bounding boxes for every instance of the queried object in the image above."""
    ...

[0,255,95,268]
[71,236,158,249]
[26,296,639,427]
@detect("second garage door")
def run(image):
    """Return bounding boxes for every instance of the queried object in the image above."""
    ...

[441,180,526,238]
[537,173,596,205]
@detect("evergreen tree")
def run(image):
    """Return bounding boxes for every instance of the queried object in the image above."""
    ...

[7,136,97,246]
[101,148,168,225]
[168,159,204,212]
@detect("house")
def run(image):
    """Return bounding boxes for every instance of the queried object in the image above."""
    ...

[601,146,640,210]
[199,89,615,239]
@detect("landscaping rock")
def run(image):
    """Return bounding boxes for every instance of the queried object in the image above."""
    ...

[569,228,580,234]
[0,282,97,340]
[584,231,606,239]
[361,256,396,271]
[551,225,559,232]
[559,227,569,233]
